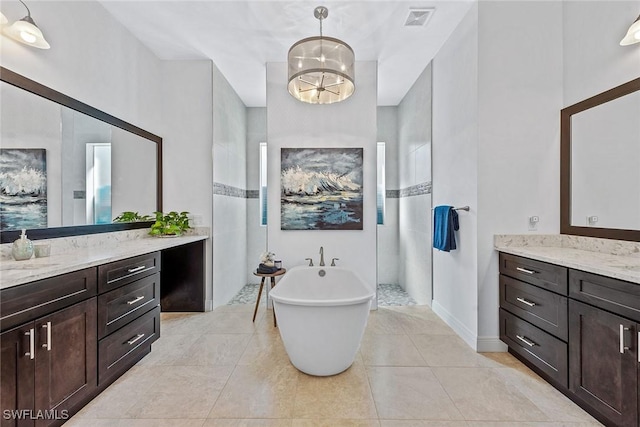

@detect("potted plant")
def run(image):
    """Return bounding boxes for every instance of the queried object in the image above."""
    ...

[149,211,191,237]
[113,211,153,223]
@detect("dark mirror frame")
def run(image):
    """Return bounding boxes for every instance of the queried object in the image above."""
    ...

[0,66,163,243]
[560,77,640,242]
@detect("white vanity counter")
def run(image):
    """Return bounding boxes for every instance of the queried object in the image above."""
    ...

[0,230,209,289]
[494,234,640,285]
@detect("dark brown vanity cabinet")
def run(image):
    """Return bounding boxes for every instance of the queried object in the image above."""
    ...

[499,253,640,427]
[0,269,98,427]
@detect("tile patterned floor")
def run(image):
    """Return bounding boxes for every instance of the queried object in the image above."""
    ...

[227,283,416,306]
[67,305,602,426]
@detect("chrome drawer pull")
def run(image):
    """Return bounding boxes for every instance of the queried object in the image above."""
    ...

[516,334,537,347]
[127,266,146,274]
[25,328,35,359]
[127,334,145,345]
[41,322,52,351]
[127,296,145,305]
[516,297,536,307]
[516,267,537,275]
[620,324,630,353]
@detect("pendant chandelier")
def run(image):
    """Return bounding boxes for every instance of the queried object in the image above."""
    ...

[620,13,640,46]
[287,6,355,104]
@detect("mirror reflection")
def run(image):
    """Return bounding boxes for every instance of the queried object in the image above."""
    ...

[570,89,640,230]
[0,81,158,232]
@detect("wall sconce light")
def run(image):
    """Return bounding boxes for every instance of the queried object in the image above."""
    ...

[2,0,50,49]
[620,14,640,46]
[0,12,8,26]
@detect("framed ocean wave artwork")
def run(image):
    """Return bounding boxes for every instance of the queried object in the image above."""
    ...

[281,147,363,230]
[0,148,47,231]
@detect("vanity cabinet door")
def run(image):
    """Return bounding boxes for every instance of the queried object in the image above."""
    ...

[0,324,35,427]
[569,299,637,427]
[33,298,97,427]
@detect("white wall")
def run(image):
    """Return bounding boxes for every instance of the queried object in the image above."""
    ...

[161,60,214,309]
[397,64,433,305]
[376,106,399,286]
[432,3,479,346]
[246,107,267,280]
[266,61,378,301]
[432,0,638,351]
[0,1,163,136]
[212,63,248,307]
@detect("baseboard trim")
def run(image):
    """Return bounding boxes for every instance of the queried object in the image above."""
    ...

[477,336,508,352]
[431,300,477,351]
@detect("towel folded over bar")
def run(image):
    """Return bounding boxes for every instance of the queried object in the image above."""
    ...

[433,205,459,252]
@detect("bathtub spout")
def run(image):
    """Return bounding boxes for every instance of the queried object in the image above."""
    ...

[319,246,325,266]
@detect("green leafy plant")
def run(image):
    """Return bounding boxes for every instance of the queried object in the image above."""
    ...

[149,211,191,236]
[113,211,153,223]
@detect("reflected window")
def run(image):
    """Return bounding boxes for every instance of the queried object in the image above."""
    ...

[260,142,267,226]
[377,142,385,225]
[86,143,111,224]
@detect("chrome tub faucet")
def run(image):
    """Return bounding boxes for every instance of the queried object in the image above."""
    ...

[319,246,325,266]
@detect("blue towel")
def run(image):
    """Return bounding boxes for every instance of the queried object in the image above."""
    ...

[433,205,459,252]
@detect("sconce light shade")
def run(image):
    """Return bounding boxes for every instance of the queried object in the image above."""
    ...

[2,1,50,49]
[0,12,8,25]
[287,6,355,104]
[620,14,640,46]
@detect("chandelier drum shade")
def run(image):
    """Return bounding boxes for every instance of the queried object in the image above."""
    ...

[620,14,640,46]
[287,6,355,104]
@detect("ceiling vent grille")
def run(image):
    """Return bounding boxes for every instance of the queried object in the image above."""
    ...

[404,8,435,27]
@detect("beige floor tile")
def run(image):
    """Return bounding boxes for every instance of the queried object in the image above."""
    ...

[367,367,464,420]
[208,363,299,418]
[237,330,290,367]
[117,420,206,427]
[466,423,602,426]
[63,418,122,427]
[175,333,252,366]
[292,420,381,426]
[410,335,497,367]
[160,313,203,335]
[387,308,456,336]
[203,310,266,334]
[135,333,201,366]
[360,334,427,366]
[492,368,601,424]
[365,309,408,335]
[380,421,469,427]
[432,367,549,422]
[146,364,234,392]
[294,363,378,419]
[125,389,221,418]
[204,420,292,427]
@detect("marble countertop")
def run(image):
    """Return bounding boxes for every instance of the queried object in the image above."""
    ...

[0,234,208,290]
[495,235,640,285]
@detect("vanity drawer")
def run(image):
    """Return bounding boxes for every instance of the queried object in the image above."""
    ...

[569,269,640,323]
[500,274,568,341]
[499,309,568,387]
[499,253,568,295]
[97,272,160,339]
[98,252,160,293]
[98,305,160,384]
[0,268,97,332]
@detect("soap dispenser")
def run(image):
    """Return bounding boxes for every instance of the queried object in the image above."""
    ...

[12,229,34,261]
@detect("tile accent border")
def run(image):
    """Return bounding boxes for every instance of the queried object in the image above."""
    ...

[214,182,258,199]
[396,181,432,198]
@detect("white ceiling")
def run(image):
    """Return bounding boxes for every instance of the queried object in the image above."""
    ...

[99,1,474,107]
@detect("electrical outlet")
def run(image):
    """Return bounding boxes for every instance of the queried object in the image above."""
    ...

[587,215,598,226]
[528,215,539,231]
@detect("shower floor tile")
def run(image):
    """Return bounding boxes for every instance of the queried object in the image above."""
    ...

[227,283,417,306]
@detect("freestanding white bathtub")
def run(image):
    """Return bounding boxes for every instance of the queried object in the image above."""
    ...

[269,265,374,376]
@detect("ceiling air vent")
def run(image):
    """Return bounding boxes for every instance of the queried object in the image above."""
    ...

[404,8,435,27]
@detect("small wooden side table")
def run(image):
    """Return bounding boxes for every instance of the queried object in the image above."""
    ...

[252,268,286,327]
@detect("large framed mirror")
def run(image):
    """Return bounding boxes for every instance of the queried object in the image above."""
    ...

[0,67,162,243]
[561,77,640,242]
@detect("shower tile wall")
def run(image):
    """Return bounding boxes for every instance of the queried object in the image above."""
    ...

[212,63,248,307]
[246,107,267,277]
[397,63,433,305]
